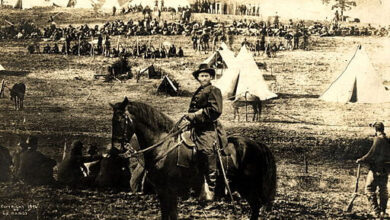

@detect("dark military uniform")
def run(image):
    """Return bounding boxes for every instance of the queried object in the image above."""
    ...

[0,145,12,182]
[57,141,87,187]
[358,132,390,215]
[14,136,56,185]
[16,149,56,185]
[188,82,227,192]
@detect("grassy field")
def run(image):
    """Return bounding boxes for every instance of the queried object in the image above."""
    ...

[0,8,390,219]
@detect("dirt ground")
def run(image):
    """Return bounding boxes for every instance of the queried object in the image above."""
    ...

[0,8,390,220]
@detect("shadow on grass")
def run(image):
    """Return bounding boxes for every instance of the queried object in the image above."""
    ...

[0,70,30,77]
[277,93,320,99]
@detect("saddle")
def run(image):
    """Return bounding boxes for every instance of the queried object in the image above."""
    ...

[180,131,195,148]
[177,131,238,169]
[177,131,196,168]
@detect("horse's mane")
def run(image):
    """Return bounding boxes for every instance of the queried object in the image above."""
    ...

[126,101,175,133]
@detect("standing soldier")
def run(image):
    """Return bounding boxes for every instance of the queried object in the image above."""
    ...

[302,29,309,51]
[184,64,227,201]
[356,122,390,218]
[112,6,117,16]
[293,29,301,50]
[192,33,198,51]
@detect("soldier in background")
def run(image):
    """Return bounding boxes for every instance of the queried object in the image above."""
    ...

[112,6,117,16]
[0,145,12,182]
[293,29,301,50]
[357,122,390,218]
[57,140,87,187]
[14,136,57,185]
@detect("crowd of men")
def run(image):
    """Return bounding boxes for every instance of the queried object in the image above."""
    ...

[29,39,184,59]
[1,12,390,42]
[17,15,388,59]
[190,0,260,16]
[0,136,133,189]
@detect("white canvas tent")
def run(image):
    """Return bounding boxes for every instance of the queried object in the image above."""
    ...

[202,42,236,77]
[100,0,121,11]
[0,64,5,71]
[14,0,53,9]
[215,45,277,101]
[234,46,277,101]
[320,45,390,103]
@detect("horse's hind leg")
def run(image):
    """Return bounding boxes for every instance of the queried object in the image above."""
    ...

[247,197,261,220]
[167,192,178,220]
[158,191,178,220]
[158,192,170,220]
[258,102,262,122]
[252,104,257,122]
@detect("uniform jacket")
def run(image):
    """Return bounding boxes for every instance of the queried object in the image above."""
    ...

[57,153,86,186]
[16,150,56,185]
[359,133,390,169]
[189,84,222,129]
[188,83,227,149]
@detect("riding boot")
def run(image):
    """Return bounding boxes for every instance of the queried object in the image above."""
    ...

[204,171,217,201]
[380,195,388,215]
[367,194,381,217]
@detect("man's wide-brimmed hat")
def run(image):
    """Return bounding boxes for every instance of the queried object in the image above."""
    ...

[370,122,385,132]
[192,63,215,80]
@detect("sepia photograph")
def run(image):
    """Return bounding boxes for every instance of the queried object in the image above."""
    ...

[0,0,389,219]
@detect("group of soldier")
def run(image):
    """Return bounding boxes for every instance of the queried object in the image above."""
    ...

[0,136,134,190]
[2,9,390,42]
[29,38,184,60]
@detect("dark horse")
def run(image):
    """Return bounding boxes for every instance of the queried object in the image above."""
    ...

[111,97,276,220]
[10,83,26,110]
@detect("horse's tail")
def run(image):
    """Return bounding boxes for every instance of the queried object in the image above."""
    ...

[260,142,277,208]
[228,136,277,208]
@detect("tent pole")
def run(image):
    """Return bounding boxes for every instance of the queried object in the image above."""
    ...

[245,91,248,122]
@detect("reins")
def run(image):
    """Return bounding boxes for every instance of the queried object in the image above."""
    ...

[120,115,190,158]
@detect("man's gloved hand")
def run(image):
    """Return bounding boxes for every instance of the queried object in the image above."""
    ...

[184,113,196,122]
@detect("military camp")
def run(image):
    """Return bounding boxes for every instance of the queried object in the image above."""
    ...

[0,0,389,219]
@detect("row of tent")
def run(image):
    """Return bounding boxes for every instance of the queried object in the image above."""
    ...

[1,44,388,103]
[1,0,190,10]
[207,43,389,103]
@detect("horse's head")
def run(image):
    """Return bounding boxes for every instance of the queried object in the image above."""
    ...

[110,97,135,146]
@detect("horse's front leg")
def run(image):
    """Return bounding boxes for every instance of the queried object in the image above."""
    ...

[14,97,18,110]
[233,107,239,122]
[158,189,178,220]
[167,191,178,220]
[158,192,170,220]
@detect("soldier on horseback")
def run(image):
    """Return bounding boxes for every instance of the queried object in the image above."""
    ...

[184,63,227,201]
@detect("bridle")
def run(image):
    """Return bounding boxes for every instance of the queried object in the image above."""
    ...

[118,114,190,158]
[122,110,134,145]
